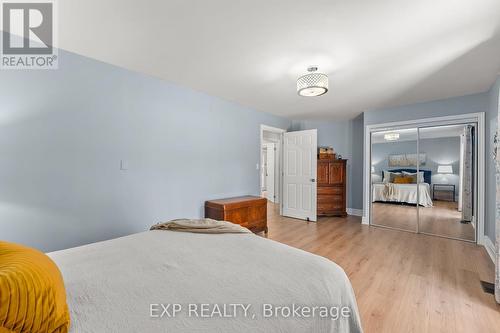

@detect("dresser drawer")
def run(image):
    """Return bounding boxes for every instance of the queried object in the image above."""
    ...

[318,194,343,207]
[318,187,343,195]
[316,159,347,217]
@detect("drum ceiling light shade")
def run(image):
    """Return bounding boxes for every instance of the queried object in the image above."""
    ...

[297,67,328,97]
[384,132,400,141]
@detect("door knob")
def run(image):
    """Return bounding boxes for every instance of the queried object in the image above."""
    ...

[310,179,316,182]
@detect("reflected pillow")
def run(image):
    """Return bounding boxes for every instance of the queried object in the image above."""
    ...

[402,171,424,183]
[405,173,418,183]
[383,171,402,183]
[393,176,413,184]
[0,241,70,333]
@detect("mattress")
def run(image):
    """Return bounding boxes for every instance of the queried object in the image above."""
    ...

[49,230,363,333]
[372,182,433,207]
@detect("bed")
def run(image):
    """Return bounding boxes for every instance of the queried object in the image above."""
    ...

[372,169,433,207]
[48,230,363,333]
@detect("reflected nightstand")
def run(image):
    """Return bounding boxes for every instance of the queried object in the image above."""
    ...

[432,184,455,201]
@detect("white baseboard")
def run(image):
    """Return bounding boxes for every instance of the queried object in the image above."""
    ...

[347,208,363,217]
[483,236,495,263]
[361,216,369,225]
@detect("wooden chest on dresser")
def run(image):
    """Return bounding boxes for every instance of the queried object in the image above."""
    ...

[317,159,347,217]
[204,196,268,233]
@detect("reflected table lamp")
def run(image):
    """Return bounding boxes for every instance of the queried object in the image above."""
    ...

[437,165,453,174]
[435,165,455,201]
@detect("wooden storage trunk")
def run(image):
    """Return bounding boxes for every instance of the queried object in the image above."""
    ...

[204,196,268,233]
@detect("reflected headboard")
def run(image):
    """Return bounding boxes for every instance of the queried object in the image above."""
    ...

[382,168,432,184]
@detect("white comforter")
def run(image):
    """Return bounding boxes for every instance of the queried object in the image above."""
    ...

[372,183,433,207]
[49,231,362,333]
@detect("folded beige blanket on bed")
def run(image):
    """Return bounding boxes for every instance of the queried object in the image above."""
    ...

[384,183,397,199]
[150,218,252,234]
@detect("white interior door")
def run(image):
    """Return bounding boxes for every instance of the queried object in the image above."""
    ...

[282,129,317,221]
[265,143,275,202]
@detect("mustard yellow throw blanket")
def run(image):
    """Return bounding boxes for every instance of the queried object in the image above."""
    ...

[151,218,252,234]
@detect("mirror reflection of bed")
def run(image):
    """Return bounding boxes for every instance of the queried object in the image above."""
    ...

[370,124,476,242]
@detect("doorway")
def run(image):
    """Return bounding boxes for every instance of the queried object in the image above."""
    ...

[260,125,285,207]
[366,114,484,243]
[260,125,318,222]
[261,142,277,202]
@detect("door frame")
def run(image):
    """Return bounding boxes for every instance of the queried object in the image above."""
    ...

[260,124,286,214]
[263,142,276,202]
[363,112,486,245]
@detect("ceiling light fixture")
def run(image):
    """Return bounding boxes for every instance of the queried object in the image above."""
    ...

[384,132,400,141]
[297,66,328,97]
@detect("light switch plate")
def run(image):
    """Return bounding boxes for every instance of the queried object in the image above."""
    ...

[120,160,128,170]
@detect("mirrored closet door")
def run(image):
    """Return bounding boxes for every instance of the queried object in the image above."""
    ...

[417,124,476,241]
[370,128,419,232]
[369,123,477,242]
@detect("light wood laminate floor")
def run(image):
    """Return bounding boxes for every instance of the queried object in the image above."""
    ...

[265,203,499,333]
[372,201,475,240]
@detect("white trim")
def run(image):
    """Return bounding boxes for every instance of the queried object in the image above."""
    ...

[483,235,495,263]
[363,112,486,243]
[365,113,484,130]
[260,124,286,215]
[477,113,486,245]
[347,208,363,217]
[261,124,287,134]
[363,124,371,225]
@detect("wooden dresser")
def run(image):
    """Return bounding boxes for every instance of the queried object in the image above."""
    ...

[205,196,268,233]
[317,158,347,217]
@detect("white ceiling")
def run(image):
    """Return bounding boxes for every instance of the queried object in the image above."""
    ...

[57,0,500,120]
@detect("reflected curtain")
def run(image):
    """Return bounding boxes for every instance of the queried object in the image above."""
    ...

[461,125,474,222]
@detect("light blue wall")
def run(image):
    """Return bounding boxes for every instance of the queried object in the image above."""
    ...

[291,119,352,157]
[0,50,291,252]
[349,114,364,210]
[372,137,461,200]
[291,114,364,210]
[364,92,496,241]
